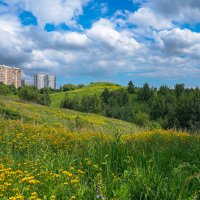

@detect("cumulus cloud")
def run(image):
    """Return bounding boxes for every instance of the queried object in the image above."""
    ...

[7,0,91,27]
[157,28,200,57]
[0,0,200,83]
[0,14,35,66]
[136,0,200,25]
[128,7,173,30]
[87,19,141,54]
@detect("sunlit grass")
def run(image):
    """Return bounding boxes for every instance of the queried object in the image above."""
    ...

[0,96,199,199]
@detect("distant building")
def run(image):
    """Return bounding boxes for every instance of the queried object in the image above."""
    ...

[21,79,30,86]
[34,74,56,90]
[0,65,21,88]
[47,75,56,90]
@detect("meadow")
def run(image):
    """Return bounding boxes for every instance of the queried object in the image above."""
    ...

[50,82,124,108]
[0,96,200,199]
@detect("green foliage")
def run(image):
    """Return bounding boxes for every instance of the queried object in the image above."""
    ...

[138,82,153,102]
[80,94,101,113]
[0,107,22,120]
[40,87,51,106]
[50,81,200,131]
[127,80,135,94]
[0,83,12,95]
[61,88,134,123]
[18,86,40,102]
[61,83,77,92]
[52,82,124,107]
[18,86,51,106]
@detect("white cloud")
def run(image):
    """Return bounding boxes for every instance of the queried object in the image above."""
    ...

[137,0,200,25]
[128,7,173,30]
[158,28,200,56]
[87,19,141,54]
[1,0,200,82]
[7,0,90,27]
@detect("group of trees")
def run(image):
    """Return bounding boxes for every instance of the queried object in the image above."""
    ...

[60,83,85,92]
[61,81,200,132]
[0,83,51,106]
[18,86,51,106]
[0,83,17,95]
[61,88,134,122]
[149,84,200,131]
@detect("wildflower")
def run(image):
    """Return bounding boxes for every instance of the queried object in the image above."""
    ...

[31,192,37,196]
[77,169,84,174]
[50,195,56,200]
[71,179,79,184]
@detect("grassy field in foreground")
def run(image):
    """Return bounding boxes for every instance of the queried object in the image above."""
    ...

[0,96,199,199]
[50,82,124,108]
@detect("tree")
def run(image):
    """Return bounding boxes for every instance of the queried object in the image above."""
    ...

[189,90,200,131]
[175,84,185,98]
[62,84,77,92]
[138,83,151,102]
[127,81,135,94]
[39,87,51,106]
[80,94,101,113]
[0,83,11,95]
[18,86,40,102]
[101,88,110,104]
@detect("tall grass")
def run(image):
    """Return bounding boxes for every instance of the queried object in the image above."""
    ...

[0,120,199,199]
[0,97,199,199]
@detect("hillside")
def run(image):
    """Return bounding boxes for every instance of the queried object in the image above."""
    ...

[51,82,124,107]
[0,95,140,135]
[0,95,200,199]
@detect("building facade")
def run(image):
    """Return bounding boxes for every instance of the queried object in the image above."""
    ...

[34,74,56,90]
[0,65,21,88]
[21,79,30,86]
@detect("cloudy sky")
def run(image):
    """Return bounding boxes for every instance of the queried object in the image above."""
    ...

[1,0,200,87]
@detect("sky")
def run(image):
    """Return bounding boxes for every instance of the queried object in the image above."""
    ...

[0,0,200,88]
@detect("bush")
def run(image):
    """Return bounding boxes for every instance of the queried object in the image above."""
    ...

[0,83,11,95]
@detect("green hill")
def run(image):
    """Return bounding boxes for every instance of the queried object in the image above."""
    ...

[51,82,124,107]
[0,95,140,135]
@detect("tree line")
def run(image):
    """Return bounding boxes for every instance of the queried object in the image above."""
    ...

[0,83,51,106]
[1,81,200,132]
[61,81,200,132]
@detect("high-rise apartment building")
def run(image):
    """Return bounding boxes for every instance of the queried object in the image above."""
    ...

[47,75,56,90]
[0,65,21,88]
[21,79,30,86]
[34,74,56,90]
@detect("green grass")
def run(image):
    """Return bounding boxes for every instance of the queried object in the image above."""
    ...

[50,82,124,108]
[50,82,150,117]
[0,96,199,199]
[0,95,140,135]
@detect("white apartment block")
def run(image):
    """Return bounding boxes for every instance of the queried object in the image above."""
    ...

[34,74,56,90]
[0,65,21,88]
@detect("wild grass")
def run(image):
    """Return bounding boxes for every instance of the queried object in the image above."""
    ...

[0,96,199,199]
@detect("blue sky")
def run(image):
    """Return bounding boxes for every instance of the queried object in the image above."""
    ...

[0,0,200,88]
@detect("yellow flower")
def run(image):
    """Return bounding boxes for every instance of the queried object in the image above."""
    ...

[50,195,56,200]
[77,169,84,174]
[71,179,79,184]
[31,192,37,196]
[62,171,73,177]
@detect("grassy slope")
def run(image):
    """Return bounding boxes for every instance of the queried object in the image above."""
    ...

[0,96,200,199]
[50,82,149,114]
[50,82,124,108]
[0,95,140,135]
